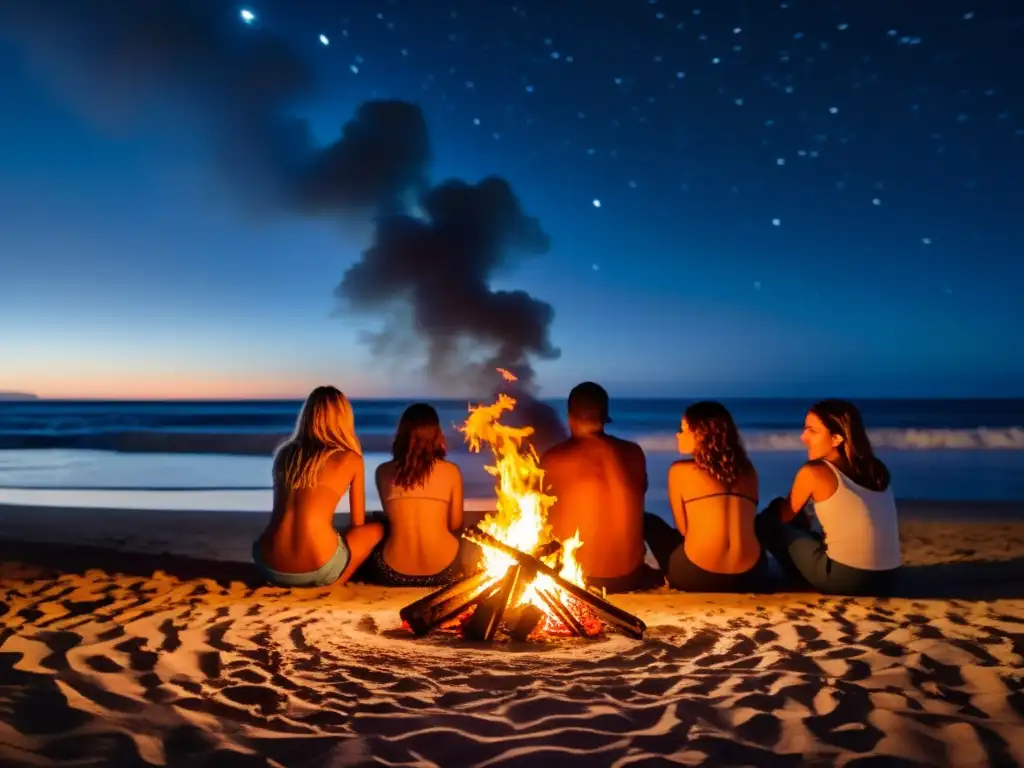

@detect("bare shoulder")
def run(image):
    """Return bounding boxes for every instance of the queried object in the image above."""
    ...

[608,433,641,450]
[336,449,364,467]
[330,449,364,477]
[794,460,833,489]
[798,460,831,479]
[606,434,646,462]
[540,438,573,464]
[668,458,697,480]
[438,459,462,481]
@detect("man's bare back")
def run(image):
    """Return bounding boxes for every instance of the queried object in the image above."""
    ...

[541,432,648,579]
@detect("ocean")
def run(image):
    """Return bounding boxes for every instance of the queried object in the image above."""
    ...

[1,398,1023,517]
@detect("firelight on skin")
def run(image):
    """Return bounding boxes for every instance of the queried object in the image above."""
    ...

[801,412,844,461]
[676,419,695,455]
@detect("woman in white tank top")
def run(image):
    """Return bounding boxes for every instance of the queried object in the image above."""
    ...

[754,399,902,595]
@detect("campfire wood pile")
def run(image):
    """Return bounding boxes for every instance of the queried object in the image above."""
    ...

[399,373,647,643]
[400,526,647,642]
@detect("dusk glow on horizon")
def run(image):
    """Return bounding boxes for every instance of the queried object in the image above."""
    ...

[1,1,1022,401]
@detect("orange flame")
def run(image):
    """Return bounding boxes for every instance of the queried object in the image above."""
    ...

[460,391,586,629]
[496,367,518,382]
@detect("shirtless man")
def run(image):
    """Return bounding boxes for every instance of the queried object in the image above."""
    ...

[540,382,660,592]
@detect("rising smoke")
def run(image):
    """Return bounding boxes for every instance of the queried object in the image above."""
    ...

[0,0,560,392]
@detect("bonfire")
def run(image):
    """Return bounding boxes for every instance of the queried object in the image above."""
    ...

[399,373,645,642]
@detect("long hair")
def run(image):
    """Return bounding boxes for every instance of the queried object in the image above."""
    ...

[392,403,446,490]
[809,399,891,491]
[684,400,753,487]
[274,386,361,490]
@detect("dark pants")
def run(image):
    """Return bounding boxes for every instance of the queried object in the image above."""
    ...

[643,512,771,593]
[586,562,665,593]
[754,504,900,596]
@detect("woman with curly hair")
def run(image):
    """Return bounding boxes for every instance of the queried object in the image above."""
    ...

[254,386,383,587]
[755,399,901,595]
[366,403,471,586]
[643,401,769,592]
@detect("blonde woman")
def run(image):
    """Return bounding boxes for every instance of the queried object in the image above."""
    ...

[254,386,383,587]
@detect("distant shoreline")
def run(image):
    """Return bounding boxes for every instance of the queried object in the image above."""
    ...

[0,392,38,401]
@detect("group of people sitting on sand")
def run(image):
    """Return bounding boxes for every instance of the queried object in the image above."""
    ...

[253,382,902,596]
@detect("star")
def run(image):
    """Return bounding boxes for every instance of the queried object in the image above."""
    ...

[319,34,329,46]
[240,9,255,24]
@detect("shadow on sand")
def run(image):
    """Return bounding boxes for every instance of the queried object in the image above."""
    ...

[0,538,264,588]
[891,558,1024,600]
[2,537,1024,600]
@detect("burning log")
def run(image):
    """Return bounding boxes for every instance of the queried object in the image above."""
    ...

[536,587,591,637]
[399,570,496,636]
[397,526,646,642]
[462,526,647,640]
[509,604,546,641]
[462,565,523,642]
[399,537,568,637]
[531,540,563,560]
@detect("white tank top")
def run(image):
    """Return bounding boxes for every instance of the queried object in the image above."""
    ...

[810,461,901,571]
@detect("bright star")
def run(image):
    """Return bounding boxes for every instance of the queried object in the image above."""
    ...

[319,34,329,46]
[592,199,601,208]
[240,9,255,24]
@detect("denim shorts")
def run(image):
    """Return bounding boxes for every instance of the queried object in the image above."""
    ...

[253,534,350,587]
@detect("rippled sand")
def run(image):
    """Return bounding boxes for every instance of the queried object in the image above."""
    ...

[0,506,1023,767]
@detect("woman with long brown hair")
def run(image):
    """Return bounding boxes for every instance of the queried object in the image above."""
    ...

[366,403,469,586]
[755,399,901,595]
[644,401,769,592]
[254,386,383,587]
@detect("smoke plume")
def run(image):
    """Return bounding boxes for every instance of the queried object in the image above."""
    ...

[0,0,559,392]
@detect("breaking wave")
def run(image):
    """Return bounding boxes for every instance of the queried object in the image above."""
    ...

[0,431,395,455]
[636,427,1024,453]
[2,427,1024,455]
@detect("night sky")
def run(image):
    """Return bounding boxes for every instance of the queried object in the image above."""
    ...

[1,1,1022,400]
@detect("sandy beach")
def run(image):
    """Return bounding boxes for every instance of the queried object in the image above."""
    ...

[1,502,1023,767]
